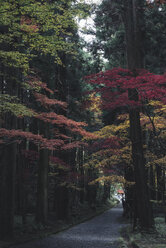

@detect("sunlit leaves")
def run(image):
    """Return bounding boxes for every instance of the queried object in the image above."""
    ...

[89,175,126,185]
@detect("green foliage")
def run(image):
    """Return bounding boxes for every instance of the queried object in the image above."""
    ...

[145,4,166,74]
[89,0,166,73]
[0,51,30,73]
[0,0,77,69]
[0,0,89,118]
[0,94,35,117]
[90,0,126,69]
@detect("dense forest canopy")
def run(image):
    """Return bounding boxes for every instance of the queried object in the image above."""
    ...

[0,0,166,240]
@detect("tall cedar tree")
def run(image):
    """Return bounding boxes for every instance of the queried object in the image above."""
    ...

[124,0,154,230]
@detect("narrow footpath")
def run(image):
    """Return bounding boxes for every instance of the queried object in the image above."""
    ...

[11,204,127,248]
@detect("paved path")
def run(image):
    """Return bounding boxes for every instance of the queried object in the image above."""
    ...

[11,205,127,248]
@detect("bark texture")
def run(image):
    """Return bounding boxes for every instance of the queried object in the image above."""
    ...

[124,0,154,229]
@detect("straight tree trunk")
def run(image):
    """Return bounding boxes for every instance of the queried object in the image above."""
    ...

[0,142,17,239]
[80,147,86,204]
[156,165,162,201]
[0,76,17,238]
[102,183,110,203]
[54,185,69,220]
[36,122,49,224]
[149,164,156,201]
[36,148,49,224]
[123,0,154,229]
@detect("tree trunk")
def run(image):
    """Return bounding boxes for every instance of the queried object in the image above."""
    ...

[0,77,17,238]
[36,148,49,224]
[149,164,156,201]
[102,183,110,203]
[54,185,69,220]
[36,122,49,224]
[156,165,162,201]
[123,0,154,229]
[0,143,17,239]
[129,105,154,229]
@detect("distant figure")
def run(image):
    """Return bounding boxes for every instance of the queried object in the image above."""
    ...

[121,195,126,214]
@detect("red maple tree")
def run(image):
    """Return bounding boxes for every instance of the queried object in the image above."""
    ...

[85,68,166,110]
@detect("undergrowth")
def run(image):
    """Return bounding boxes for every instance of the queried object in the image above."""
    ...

[120,216,166,248]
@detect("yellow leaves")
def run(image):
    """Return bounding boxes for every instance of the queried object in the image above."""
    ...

[121,153,132,163]
[89,93,102,112]
[99,158,113,167]
[152,116,166,128]
[84,145,132,170]
[49,163,69,171]
[83,158,100,169]
[109,155,121,164]
[140,101,166,135]
[84,154,114,170]
[93,126,114,139]
[84,99,166,189]
[89,175,126,185]
[149,100,162,107]
[154,156,166,167]
[144,152,166,169]
[145,152,158,167]
[120,144,132,153]
[85,93,103,127]
[149,100,166,117]
[160,106,166,115]
[91,122,129,140]
[92,118,129,140]
[115,145,132,165]
[83,117,132,174]
[140,113,166,132]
